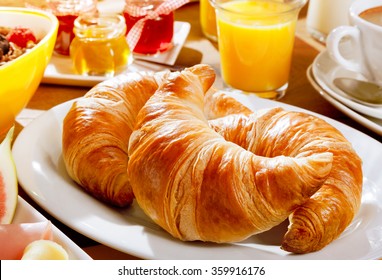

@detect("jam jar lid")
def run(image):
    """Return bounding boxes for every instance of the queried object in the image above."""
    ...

[47,0,97,16]
[73,14,127,40]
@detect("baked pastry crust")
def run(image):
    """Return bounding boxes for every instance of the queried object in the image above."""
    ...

[62,64,362,253]
[207,90,363,253]
[62,72,166,207]
[128,65,334,243]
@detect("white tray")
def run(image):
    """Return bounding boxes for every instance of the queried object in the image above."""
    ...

[42,21,190,87]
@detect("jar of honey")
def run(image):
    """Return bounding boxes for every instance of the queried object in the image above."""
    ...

[200,0,217,42]
[46,0,98,56]
[70,14,132,77]
[123,0,175,55]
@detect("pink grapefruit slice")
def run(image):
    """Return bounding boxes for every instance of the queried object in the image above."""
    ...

[0,126,18,224]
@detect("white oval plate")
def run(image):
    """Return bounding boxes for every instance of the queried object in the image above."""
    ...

[12,96,382,259]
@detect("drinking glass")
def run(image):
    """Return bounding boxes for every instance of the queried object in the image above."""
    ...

[212,0,307,99]
[200,0,218,41]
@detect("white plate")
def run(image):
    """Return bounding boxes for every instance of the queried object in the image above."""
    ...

[307,65,382,136]
[11,196,92,260]
[12,97,382,260]
[312,40,382,120]
[42,21,191,87]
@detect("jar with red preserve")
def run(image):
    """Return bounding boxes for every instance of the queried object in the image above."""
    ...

[46,0,98,56]
[123,0,175,55]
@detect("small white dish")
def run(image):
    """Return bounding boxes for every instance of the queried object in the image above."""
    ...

[307,65,382,136]
[42,21,191,87]
[11,196,92,260]
[133,21,191,66]
[312,40,382,120]
[12,96,382,260]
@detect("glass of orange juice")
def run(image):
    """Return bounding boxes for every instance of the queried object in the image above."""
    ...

[200,0,218,41]
[213,0,307,99]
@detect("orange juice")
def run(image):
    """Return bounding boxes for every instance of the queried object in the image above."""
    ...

[200,0,218,41]
[216,0,302,97]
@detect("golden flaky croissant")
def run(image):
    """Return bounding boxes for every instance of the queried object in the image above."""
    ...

[62,63,362,254]
[62,67,209,207]
[62,72,166,207]
[207,90,363,253]
[128,64,334,243]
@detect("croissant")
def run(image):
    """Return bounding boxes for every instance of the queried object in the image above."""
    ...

[128,64,334,243]
[62,71,167,207]
[62,66,215,207]
[204,88,253,119]
[207,91,363,253]
[62,63,362,253]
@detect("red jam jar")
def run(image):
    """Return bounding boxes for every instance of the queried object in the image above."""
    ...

[48,0,98,56]
[123,0,175,55]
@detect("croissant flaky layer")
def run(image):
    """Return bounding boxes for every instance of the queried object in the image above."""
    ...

[62,64,362,254]
[128,65,340,243]
[62,72,166,207]
[208,106,363,252]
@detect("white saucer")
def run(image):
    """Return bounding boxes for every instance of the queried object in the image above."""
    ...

[312,41,382,120]
[42,21,191,87]
[307,66,382,136]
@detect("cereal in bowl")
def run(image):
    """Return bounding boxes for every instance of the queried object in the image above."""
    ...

[0,26,38,66]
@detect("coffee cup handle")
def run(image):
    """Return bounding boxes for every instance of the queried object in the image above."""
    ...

[326,26,363,73]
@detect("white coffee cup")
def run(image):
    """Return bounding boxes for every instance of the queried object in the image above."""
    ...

[326,0,382,82]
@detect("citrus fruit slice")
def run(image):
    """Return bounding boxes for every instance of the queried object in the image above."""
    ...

[0,126,18,224]
[21,240,69,260]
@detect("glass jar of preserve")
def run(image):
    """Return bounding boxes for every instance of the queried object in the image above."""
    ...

[123,0,176,55]
[25,0,98,55]
[70,14,133,77]
[46,0,98,56]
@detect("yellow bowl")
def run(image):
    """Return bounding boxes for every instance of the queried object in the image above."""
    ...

[0,7,59,136]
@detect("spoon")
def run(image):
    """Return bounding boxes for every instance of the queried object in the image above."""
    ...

[333,77,382,107]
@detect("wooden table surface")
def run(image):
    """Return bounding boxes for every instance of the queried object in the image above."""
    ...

[2,0,382,260]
